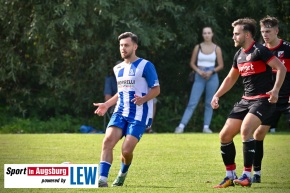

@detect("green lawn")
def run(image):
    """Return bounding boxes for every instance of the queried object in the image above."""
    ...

[1,133,290,193]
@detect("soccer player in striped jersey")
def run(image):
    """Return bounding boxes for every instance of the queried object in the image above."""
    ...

[253,16,290,183]
[211,18,286,188]
[94,32,160,187]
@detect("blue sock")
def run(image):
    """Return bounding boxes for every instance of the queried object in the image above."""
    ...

[120,162,131,174]
[100,161,111,177]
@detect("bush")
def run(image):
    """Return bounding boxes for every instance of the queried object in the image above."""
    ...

[0,115,80,134]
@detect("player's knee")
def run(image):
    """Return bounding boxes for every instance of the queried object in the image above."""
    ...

[255,125,270,138]
[102,136,117,149]
[219,132,233,143]
[121,149,133,158]
[254,132,263,140]
[240,127,255,141]
[254,130,266,140]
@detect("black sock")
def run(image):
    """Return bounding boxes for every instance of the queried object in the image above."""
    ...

[253,140,264,172]
[243,139,255,171]
[221,141,236,166]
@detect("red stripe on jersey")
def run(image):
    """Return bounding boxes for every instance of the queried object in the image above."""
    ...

[242,94,270,99]
[272,58,290,73]
[284,59,290,72]
[238,61,267,76]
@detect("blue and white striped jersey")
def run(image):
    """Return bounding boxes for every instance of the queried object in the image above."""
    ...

[113,58,159,126]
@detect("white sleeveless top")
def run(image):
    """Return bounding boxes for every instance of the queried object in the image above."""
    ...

[197,46,217,67]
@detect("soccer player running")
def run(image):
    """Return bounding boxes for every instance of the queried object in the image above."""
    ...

[252,16,290,183]
[94,32,160,187]
[211,18,286,188]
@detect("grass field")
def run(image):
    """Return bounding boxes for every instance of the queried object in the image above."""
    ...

[1,133,290,193]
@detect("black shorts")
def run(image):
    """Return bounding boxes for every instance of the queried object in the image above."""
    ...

[228,98,276,122]
[262,97,290,127]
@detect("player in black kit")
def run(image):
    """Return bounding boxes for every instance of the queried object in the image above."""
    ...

[211,18,286,188]
[252,15,290,183]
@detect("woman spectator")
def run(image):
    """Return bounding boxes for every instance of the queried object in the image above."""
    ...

[175,26,224,133]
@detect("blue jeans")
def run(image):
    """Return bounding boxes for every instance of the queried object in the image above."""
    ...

[180,68,219,127]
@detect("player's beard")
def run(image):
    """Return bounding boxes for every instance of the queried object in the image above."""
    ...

[121,49,133,59]
[234,39,245,48]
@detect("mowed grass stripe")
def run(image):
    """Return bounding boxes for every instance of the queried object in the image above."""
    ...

[1,133,290,193]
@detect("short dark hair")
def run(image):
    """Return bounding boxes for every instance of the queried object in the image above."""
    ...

[232,18,257,37]
[260,15,279,28]
[118,32,138,44]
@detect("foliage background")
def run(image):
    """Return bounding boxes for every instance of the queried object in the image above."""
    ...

[0,0,290,133]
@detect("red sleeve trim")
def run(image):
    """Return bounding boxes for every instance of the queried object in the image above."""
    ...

[266,55,276,64]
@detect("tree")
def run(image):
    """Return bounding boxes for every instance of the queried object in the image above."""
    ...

[0,0,289,132]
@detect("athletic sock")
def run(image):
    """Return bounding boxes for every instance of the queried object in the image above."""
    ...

[99,161,111,181]
[120,162,131,176]
[99,176,108,182]
[226,168,236,179]
[221,141,236,178]
[253,140,264,172]
[254,170,261,176]
[242,171,252,178]
[243,138,255,173]
[221,141,236,166]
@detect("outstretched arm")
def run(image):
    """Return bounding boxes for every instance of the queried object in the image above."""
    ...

[93,93,118,116]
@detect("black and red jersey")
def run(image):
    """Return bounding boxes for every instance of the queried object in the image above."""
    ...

[233,41,275,98]
[267,39,290,97]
